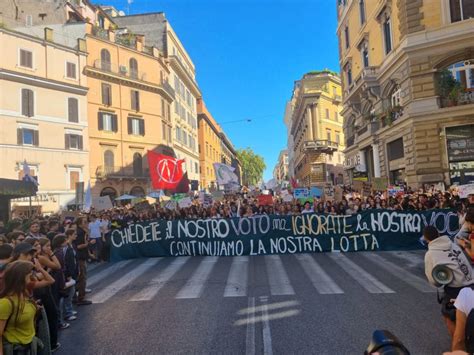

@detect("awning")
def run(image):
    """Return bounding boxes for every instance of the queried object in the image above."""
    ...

[0,178,38,199]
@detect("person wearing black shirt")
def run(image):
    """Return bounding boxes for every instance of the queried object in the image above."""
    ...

[73,217,94,305]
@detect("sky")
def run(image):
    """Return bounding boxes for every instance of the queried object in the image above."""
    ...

[101,0,340,181]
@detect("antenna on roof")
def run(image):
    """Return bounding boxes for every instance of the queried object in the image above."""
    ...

[127,0,133,15]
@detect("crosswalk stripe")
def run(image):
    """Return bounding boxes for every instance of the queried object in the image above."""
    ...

[386,251,425,267]
[264,255,295,296]
[328,253,395,294]
[224,256,249,297]
[90,259,161,304]
[129,257,190,302]
[361,253,435,293]
[295,254,344,294]
[87,260,134,288]
[175,256,219,299]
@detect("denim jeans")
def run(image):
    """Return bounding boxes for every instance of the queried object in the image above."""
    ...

[60,284,76,321]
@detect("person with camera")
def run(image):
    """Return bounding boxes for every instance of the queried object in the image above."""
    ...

[423,226,474,337]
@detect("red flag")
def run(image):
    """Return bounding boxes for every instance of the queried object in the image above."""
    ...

[171,172,190,194]
[147,151,185,190]
[290,177,298,189]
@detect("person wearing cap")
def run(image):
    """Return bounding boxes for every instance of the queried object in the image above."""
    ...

[12,243,36,263]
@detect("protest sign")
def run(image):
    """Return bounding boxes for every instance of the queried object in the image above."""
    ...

[257,194,273,206]
[362,182,372,197]
[323,184,334,201]
[164,200,177,210]
[373,178,389,191]
[211,190,225,201]
[457,184,474,198]
[387,186,404,197]
[92,196,113,211]
[110,209,459,261]
[282,194,294,202]
[353,180,364,191]
[60,211,80,223]
[310,187,323,198]
[178,197,193,208]
[293,188,309,199]
[334,186,343,202]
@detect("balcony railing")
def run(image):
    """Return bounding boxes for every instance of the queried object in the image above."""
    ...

[162,81,176,99]
[303,140,339,153]
[96,166,149,179]
[115,34,137,49]
[91,26,109,40]
[93,59,147,81]
[439,90,474,108]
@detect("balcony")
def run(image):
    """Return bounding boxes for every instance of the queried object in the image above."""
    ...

[115,33,137,49]
[439,90,474,108]
[344,66,379,101]
[91,26,109,40]
[96,166,149,179]
[346,136,355,147]
[332,94,342,104]
[303,140,339,153]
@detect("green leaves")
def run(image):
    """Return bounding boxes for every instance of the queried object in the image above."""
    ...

[236,148,266,186]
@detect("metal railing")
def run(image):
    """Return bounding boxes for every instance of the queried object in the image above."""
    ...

[303,140,339,152]
[93,60,147,81]
[439,90,474,108]
[91,26,109,40]
[96,165,149,179]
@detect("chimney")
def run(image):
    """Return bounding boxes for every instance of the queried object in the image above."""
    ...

[44,27,53,42]
[78,38,87,52]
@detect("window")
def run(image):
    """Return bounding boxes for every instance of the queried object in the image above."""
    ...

[347,68,353,85]
[65,134,83,150]
[359,0,366,25]
[335,112,338,121]
[19,49,33,69]
[133,153,143,176]
[128,117,145,136]
[162,122,167,141]
[100,49,111,71]
[387,138,404,161]
[383,17,392,54]
[183,131,188,145]
[450,0,474,22]
[195,162,198,174]
[176,126,181,141]
[131,90,140,111]
[66,62,77,79]
[17,128,38,146]
[69,170,80,191]
[391,88,401,107]
[326,129,331,142]
[129,58,138,79]
[68,98,79,122]
[98,112,118,132]
[448,60,474,90]
[344,26,350,49]
[101,83,112,106]
[335,133,341,145]
[21,89,34,117]
[325,109,330,119]
[104,150,114,173]
[206,142,209,155]
[167,103,171,122]
[361,44,369,68]
[168,126,171,143]
[161,98,165,118]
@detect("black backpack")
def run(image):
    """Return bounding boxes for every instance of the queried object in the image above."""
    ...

[466,309,474,354]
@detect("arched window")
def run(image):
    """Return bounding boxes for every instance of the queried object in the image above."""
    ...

[130,186,145,197]
[129,58,138,79]
[104,150,114,174]
[133,152,142,176]
[100,187,117,201]
[100,49,111,71]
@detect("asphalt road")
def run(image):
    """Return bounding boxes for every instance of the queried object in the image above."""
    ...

[57,251,450,354]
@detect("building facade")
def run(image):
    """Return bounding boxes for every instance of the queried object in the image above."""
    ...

[337,0,474,187]
[111,13,202,189]
[197,99,222,190]
[283,101,295,179]
[289,71,345,186]
[0,27,89,214]
[273,150,289,183]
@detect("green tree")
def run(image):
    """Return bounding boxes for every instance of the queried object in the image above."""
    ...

[236,148,266,186]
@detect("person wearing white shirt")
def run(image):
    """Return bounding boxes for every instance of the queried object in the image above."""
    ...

[88,215,102,261]
[452,287,474,352]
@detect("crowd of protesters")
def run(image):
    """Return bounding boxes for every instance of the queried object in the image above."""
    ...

[0,185,473,353]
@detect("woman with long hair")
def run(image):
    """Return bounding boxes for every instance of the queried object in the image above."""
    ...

[0,260,53,353]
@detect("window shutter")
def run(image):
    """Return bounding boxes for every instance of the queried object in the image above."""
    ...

[112,115,118,132]
[127,117,132,134]
[17,128,23,145]
[20,50,26,67]
[136,92,140,112]
[33,130,39,146]
[98,112,104,130]
[65,134,70,149]
[26,51,32,68]
[68,98,78,122]
[131,91,136,111]
[139,119,145,136]
[101,84,106,105]
[28,90,34,117]
[78,135,83,150]
[21,89,28,116]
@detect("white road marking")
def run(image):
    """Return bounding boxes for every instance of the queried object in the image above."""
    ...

[238,300,300,315]
[386,251,425,267]
[264,255,295,296]
[295,254,344,294]
[361,253,435,292]
[90,259,161,304]
[224,256,249,297]
[175,257,219,299]
[328,253,395,294]
[87,260,134,288]
[245,297,256,355]
[129,257,190,302]
[262,301,273,355]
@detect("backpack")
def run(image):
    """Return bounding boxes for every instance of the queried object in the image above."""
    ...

[466,309,474,354]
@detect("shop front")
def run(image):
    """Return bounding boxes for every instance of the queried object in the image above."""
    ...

[447,125,474,185]
[0,179,37,222]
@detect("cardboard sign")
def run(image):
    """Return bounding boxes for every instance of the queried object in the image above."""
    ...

[257,194,273,206]
[323,184,334,201]
[293,188,309,199]
[457,184,474,198]
[282,194,293,203]
[92,196,113,211]
[387,185,404,197]
[362,182,372,197]
[334,186,343,202]
[310,187,323,198]
[60,211,80,223]
[211,190,225,201]
[178,197,193,208]
[353,180,364,191]
[373,177,389,191]
[164,200,178,210]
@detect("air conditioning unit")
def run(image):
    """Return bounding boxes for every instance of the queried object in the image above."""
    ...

[119,65,128,74]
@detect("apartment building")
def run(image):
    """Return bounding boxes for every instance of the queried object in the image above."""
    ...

[290,70,345,186]
[337,0,474,187]
[0,27,89,214]
[273,150,289,183]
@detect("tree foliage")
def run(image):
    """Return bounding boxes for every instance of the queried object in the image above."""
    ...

[236,148,266,186]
